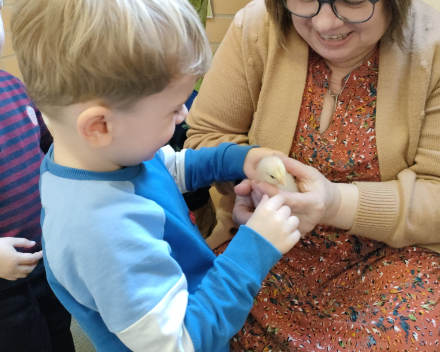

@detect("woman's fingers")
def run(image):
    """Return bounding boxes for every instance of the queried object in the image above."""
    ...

[284,192,321,211]
[232,206,253,225]
[234,179,253,196]
[279,155,318,180]
[233,194,256,225]
[251,184,266,204]
[270,188,323,214]
[272,151,289,158]
[251,191,260,208]
[252,181,279,197]
[253,181,312,214]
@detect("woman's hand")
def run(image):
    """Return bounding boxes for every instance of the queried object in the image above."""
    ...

[232,179,256,225]
[237,155,354,236]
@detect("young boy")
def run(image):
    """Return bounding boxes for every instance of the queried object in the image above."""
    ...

[11,0,301,351]
[0,1,75,351]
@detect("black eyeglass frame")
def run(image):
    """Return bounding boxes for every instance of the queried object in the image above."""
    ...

[282,0,380,24]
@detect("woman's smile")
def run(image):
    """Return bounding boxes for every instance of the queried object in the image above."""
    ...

[316,30,354,48]
[318,32,352,41]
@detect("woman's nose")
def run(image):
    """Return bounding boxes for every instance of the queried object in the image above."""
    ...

[312,3,345,33]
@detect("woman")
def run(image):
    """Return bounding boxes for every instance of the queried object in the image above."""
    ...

[185,0,440,350]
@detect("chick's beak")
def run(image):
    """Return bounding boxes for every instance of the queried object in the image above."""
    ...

[277,177,287,187]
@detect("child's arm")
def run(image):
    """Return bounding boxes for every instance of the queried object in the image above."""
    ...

[159,142,276,193]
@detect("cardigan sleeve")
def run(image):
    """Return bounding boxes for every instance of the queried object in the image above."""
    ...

[350,74,440,248]
[184,3,264,150]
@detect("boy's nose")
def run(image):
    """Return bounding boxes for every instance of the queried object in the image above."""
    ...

[175,105,188,125]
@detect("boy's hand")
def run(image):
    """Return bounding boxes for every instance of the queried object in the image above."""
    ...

[0,238,43,281]
[245,194,300,254]
[243,148,287,181]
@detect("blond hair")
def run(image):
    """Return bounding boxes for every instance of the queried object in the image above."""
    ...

[11,0,211,116]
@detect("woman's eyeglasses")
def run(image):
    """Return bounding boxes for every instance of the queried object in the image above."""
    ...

[283,0,380,24]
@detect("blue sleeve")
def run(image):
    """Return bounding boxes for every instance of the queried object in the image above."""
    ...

[185,226,282,351]
[184,143,256,191]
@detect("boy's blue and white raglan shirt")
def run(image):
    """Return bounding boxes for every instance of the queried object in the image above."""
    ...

[40,143,282,352]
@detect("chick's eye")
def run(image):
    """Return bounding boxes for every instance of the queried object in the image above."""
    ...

[270,175,275,179]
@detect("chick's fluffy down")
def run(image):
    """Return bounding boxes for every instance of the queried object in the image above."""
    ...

[256,156,298,192]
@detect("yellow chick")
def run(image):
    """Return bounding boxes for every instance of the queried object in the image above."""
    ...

[256,156,298,192]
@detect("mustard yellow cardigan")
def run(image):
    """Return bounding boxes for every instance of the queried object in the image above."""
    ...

[185,0,440,252]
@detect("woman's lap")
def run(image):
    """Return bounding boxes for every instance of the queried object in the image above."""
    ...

[226,227,440,351]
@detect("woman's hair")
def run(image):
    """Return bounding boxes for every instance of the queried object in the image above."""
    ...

[265,0,412,48]
[11,0,211,117]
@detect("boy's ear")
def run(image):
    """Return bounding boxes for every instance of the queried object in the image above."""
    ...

[77,106,114,148]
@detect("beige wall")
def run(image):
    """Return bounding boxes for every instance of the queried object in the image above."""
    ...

[423,0,440,12]
[1,0,439,79]
[206,0,253,52]
[0,0,21,79]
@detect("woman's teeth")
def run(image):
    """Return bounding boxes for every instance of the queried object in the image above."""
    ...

[320,33,350,41]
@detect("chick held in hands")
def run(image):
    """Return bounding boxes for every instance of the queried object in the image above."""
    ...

[256,156,298,192]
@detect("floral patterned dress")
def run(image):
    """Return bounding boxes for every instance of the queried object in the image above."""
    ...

[226,48,440,351]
